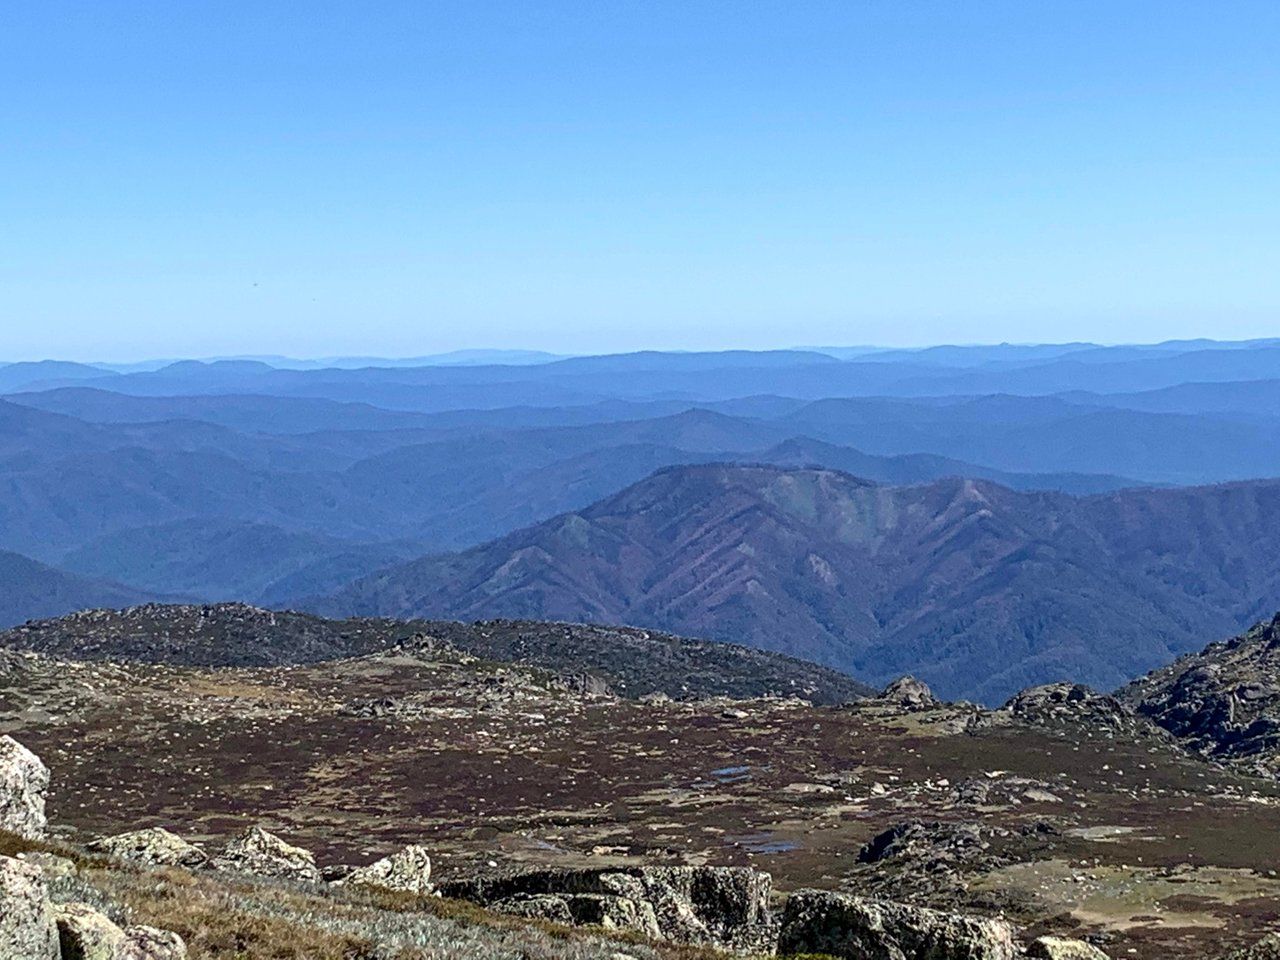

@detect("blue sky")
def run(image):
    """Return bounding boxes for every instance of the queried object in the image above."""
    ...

[2,2,1278,360]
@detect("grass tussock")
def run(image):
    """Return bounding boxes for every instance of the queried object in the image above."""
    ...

[0,827,93,867]
[0,827,65,860]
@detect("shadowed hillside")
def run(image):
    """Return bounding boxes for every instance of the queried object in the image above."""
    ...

[309,464,1280,703]
[0,550,158,627]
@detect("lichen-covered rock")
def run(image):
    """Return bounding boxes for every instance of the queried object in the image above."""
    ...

[49,904,188,960]
[54,902,131,960]
[492,894,577,925]
[0,734,49,840]
[211,826,320,883]
[1027,936,1111,959]
[334,844,432,894]
[496,891,662,937]
[440,864,772,950]
[1220,933,1280,959]
[89,828,208,869]
[777,890,1016,960]
[565,893,660,936]
[125,925,188,959]
[881,676,937,711]
[18,850,78,879]
[0,855,59,960]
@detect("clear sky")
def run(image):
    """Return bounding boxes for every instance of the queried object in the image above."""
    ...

[2,2,1278,361]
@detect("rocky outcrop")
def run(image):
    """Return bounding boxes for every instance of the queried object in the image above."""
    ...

[1122,615,1280,777]
[439,864,773,950]
[881,676,938,711]
[88,828,208,869]
[777,890,1016,960]
[0,734,50,840]
[857,820,991,868]
[1027,936,1111,959]
[333,844,432,894]
[211,826,320,883]
[980,683,1144,737]
[0,854,60,960]
[847,818,1061,907]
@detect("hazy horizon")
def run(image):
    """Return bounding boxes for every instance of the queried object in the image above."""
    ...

[5,2,1279,359]
[5,335,1280,367]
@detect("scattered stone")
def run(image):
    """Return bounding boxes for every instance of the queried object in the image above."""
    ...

[1020,788,1063,804]
[334,844,432,894]
[944,775,1067,810]
[88,828,208,869]
[0,854,59,960]
[123,925,188,960]
[0,734,50,840]
[211,826,320,883]
[778,890,1016,960]
[881,676,938,711]
[1220,932,1280,959]
[553,672,613,698]
[1027,935,1112,959]
[339,696,407,719]
[783,781,836,794]
[440,864,773,950]
[947,778,994,805]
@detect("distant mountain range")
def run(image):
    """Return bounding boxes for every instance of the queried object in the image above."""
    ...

[6,340,1280,700]
[9,341,1280,408]
[306,463,1280,704]
[0,396,1153,609]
